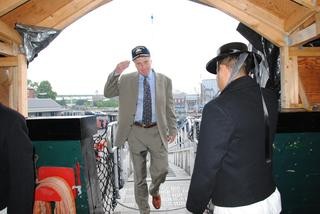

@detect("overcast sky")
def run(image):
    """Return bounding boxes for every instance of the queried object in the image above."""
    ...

[27,0,247,95]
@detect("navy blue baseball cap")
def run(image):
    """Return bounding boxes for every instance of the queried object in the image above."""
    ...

[132,46,150,60]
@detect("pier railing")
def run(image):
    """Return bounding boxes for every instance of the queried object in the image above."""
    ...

[168,117,201,176]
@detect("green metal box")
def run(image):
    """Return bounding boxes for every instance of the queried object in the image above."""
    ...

[27,116,103,213]
[274,112,320,214]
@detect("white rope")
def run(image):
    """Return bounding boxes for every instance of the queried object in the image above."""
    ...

[33,176,76,214]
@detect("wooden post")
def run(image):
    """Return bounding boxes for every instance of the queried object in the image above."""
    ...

[0,67,11,106]
[290,55,300,107]
[17,54,28,116]
[298,75,310,109]
[0,19,27,116]
[8,54,28,116]
[280,46,300,109]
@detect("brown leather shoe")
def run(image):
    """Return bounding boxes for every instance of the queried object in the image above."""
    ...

[152,194,161,209]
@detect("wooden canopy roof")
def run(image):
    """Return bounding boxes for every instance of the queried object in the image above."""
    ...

[0,0,320,115]
[1,0,319,46]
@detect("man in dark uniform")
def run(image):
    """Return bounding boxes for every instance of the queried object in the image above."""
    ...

[186,42,281,214]
[0,103,35,213]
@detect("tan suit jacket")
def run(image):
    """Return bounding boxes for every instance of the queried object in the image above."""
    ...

[104,70,177,150]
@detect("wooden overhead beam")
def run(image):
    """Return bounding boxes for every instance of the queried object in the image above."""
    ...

[201,0,284,31]
[188,0,212,7]
[287,22,319,46]
[0,19,21,44]
[290,47,320,56]
[0,67,12,84]
[0,56,18,66]
[0,0,72,29]
[1,0,112,30]
[200,0,286,46]
[0,40,19,56]
[284,7,315,33]
[37,0,112,29]
[0,0,29,16]
[0,41,14,56]
[292,0,320,11]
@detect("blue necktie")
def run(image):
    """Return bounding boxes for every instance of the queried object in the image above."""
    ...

[142,76,152,125]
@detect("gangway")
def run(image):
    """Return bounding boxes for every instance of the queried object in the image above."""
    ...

[93,117,201,213]
[114,163,191,214]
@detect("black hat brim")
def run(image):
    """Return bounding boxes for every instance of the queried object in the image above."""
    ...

[206,51,261,74]
[206,53,233,74]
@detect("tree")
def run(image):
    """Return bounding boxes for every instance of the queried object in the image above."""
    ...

[75,99,86,106]
[95,99,118,107]
[27,79,38,90]
[36,80,57,100]
[56,98,67,106]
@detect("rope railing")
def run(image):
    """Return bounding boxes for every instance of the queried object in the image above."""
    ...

[93,122,120,213]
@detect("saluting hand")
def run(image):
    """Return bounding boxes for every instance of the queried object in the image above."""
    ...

[114,60,130,75]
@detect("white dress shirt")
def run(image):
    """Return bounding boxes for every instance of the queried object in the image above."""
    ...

[134,70,157,123]
[213,188,282,214]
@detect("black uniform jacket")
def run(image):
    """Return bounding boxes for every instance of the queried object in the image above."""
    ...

[186,76,279,213]
[0,103,35,213]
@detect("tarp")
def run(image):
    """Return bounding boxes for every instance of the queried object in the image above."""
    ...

[237,23,281,98]
[15,23,61,63]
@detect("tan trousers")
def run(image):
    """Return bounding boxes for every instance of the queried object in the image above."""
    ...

[128,125,168,214]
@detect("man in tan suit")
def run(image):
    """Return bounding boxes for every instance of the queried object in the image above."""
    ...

[104,46,177,214]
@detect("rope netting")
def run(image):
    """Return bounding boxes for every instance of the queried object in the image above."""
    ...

[93,128,120,213]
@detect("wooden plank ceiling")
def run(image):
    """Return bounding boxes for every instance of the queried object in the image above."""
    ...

[0,0,318,47]
[197,0,320,47]
[0,0,112,30]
